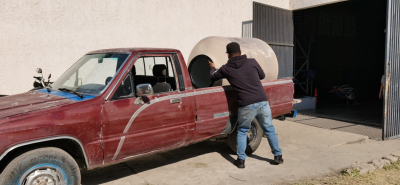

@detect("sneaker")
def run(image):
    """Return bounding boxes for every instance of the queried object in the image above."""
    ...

[271,155,284,165]
[234,159,245,168]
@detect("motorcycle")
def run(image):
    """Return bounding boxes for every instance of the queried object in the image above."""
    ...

[328,85,358,105]
[32,68,53,92]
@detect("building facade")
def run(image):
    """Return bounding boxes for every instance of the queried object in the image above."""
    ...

[0,0,343,95]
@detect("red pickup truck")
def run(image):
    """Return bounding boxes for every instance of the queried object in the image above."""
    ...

[0,48,294,185]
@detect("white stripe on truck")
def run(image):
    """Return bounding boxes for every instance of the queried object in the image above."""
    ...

[112,79,292,160]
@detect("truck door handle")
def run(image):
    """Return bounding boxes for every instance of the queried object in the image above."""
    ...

[170,98,182,104]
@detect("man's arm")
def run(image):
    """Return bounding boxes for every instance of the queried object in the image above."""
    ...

[379,83,384,99]
[254,61,265,80]
[209,60,225,81]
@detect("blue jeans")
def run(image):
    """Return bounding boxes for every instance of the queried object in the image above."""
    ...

[237,101,282,160]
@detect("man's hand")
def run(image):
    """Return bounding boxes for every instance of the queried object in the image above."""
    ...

[208,60,215,68]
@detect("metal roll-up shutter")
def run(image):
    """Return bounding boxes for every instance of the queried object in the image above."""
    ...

[253,2,294,78]
[384,0,400,140]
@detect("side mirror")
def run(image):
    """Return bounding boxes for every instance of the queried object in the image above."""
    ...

[36,68,42,74]
[134,84,153,105]
[136,84,154,97]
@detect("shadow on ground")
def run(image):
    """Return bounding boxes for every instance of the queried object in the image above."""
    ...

[288,113,382,140]
[81,139,272,185]
[300,101,383,126]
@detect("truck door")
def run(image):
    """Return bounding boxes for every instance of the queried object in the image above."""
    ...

[193,86,237,140]
[102,54,192,163]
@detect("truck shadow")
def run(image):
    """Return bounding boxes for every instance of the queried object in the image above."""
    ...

[81,139,276,184]
[81,139,235,185]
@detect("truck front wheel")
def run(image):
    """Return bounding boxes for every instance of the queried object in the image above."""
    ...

[0,147,81,185]
[227,119,263,155]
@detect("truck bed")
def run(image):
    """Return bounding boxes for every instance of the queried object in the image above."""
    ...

[191,78,293,141]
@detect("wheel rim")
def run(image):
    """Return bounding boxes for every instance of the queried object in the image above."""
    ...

[19,164,66,185]
[247,121,258,145]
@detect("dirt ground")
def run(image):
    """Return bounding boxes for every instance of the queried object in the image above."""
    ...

[295,161,400,185]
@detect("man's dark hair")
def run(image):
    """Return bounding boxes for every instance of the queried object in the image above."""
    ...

[226,42,241,54]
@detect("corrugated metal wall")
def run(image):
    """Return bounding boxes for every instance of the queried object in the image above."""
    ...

[384,0,400,140]
[272,46,294,79]
[242,21,253,38]
[253,2,294,78]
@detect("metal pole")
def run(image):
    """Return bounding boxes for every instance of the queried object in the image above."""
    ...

[294,34,297,78]
[306,35,312,96]
[383,0,392,140]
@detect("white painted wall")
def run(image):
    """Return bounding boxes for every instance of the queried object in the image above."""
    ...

[0,0,340,95]
[0,0,292,95]
[290,0,347,10]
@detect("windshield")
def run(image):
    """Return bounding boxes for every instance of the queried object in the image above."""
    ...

[51,53,129,95]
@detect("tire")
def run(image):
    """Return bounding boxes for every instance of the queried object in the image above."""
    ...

[0,147,81,185]
[227,119,264,154]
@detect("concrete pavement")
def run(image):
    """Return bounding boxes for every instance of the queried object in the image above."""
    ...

[81,120,400,185]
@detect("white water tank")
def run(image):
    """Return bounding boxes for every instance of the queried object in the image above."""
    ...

[188,36,279,88]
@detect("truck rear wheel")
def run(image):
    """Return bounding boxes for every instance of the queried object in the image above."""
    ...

[227,119,263,155]
[0,147,81,185]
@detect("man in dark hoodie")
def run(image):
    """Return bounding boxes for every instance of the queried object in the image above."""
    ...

[209,42,283,168]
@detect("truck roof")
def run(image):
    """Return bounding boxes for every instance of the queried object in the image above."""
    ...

[87,48,180,54]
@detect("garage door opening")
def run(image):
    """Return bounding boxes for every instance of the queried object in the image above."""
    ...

[293,0,387,127]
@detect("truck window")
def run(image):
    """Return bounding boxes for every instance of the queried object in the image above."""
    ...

[154,57,175,77]
[135,58,145,75]
[79,58,118,85]
[143,57,154,76]
[114,73,134,98]
[51,53,129,95]
[167,57,174,77]
[133,56,177,93]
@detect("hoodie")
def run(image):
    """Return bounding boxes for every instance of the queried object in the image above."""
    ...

[210,55,268,107]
